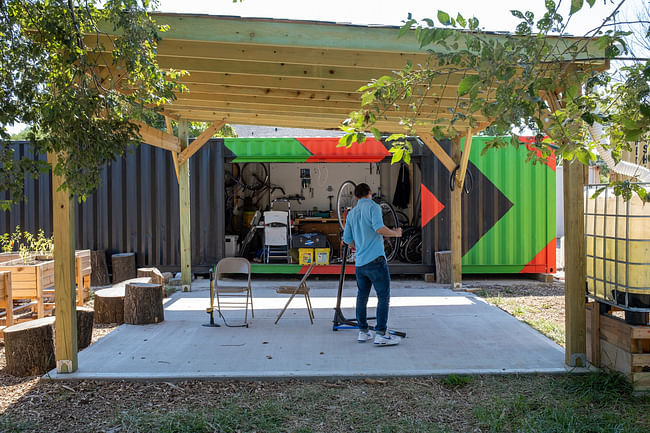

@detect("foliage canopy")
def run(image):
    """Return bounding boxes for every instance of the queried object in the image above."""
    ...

[0,0,183,209]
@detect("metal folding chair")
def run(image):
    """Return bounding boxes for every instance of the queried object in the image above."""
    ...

[275,262,316,324]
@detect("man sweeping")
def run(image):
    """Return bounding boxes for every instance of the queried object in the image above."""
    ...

[342,183,402,346]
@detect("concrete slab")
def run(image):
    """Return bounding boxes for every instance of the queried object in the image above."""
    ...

[45,278,569,381]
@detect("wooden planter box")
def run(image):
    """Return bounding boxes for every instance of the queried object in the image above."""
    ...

[0,270,13,331]
[0,259,54,319]
[587,302,650,392]
[75,249,91,305]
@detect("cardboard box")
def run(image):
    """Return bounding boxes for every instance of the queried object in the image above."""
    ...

[315,248,330,265]
[299,248,313,265]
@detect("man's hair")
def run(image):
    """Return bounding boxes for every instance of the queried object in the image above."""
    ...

[354,183,371,199]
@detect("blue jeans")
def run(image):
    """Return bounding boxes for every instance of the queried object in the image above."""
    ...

[355,256,390,334]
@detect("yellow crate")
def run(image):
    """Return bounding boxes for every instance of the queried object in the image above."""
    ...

[315,248,330,265]
[298,248,313,265]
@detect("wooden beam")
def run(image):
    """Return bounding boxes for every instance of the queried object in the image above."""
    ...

[132,121,181,153]
[164,116,180,184]
[564,157,587,366]
[177,120,224,166]
[49,153,78,373]
[545,88,587,367]
[178,120,192,292]
[457,129,474,190]
[450,135,463,289]
[419,133,457,173]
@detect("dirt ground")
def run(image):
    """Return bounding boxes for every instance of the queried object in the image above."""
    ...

[0,277,623,433]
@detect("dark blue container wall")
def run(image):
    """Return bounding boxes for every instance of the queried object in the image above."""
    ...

[0,140,223,271]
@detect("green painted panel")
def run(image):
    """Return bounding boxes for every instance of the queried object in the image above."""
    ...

[251,264,302,274]
[225,138,312,162]
[461,137,555,271]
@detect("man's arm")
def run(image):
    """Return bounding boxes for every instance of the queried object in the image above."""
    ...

[377,226,402,237]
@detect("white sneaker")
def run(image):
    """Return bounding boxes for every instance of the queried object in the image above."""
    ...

[357,330,375,343]
[374,332,401,346]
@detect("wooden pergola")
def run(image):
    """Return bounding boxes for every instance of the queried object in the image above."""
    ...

[51,13,607,373]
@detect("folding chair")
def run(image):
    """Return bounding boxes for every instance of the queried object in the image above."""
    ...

[214,257,254,326]
[275,262,316,324]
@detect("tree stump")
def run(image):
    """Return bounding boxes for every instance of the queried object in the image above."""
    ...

[435,250,452,284]
[137,267,166,297]
[4,317,56,376]
[94,286,125,324]
[51,306,95,350]
[111,252,136,284]
[76,306,94,349]
[124,283,164,325]
[90,250,110,287]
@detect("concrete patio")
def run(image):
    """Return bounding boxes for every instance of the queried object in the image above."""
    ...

[45,277,571,381]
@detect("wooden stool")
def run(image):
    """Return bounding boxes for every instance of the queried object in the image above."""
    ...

[76,306,94,349]
[4,317,56,376]
[124,282,164,325]
[137,268,166,297]
[94,286,125,324]
[90,250,110,286]
[111,252,136,284]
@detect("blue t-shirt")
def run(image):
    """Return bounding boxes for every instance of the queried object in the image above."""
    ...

[342,198,385,267]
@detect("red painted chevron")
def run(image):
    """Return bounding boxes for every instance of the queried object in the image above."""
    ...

[520,137,557,172]
[298,137,390,162]
[421,184,445,227]
[520,238,557,274]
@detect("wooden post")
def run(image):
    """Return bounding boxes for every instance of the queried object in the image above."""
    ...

[450,135,462,289]
[50,154,78,373]
[178,119,192,291]
[564,158,587,367]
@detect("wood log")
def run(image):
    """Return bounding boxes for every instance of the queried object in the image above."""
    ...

[76,306,94,350]
[4,317,56,376]
[124,283,164,325]
[51,306,95,350]
[90,250,110,287]
[111,252,136,284]
[137,267,166,297]
[94,286,125,324]
[435,250,452,284]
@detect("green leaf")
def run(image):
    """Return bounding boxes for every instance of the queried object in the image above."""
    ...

[403,151,411,164]
[565,84,579,100]
[456,13,466,28]
[510,10,525,20]
[371,127,382,140]
[457,75,480,96]
[360,92,375,106]
[437,10,451,26]
[586,0,596,7]
[570,0,583,15]
[391,148,404,164]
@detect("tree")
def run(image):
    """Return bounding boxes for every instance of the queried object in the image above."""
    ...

[340,0,649,200]
[0,0,184,210]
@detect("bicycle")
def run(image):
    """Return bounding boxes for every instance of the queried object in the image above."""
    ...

[335,180,400,263]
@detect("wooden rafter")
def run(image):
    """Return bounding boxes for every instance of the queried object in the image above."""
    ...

[419,133,457,173]
[177,119,226,166]
[164,116,181,184]
[132,121,181,153]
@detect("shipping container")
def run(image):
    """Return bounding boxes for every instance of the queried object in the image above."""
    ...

[0,136,555,275]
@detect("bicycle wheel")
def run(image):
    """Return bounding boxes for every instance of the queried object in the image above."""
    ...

[336,180,357,231]
[225,162,240,188]
[240,162,268,191]
[397,226,419,262]
[396,210,410,227]
[378,200,399,263]
[403,231,422,264]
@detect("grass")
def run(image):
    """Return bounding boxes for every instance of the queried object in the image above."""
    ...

[473,372,649,433]
[525,318,566,346]
[0,415,35,433]
[97,373,650,433]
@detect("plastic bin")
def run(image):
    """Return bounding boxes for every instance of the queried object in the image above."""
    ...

[299,248,313,265]
[315,248,330,265]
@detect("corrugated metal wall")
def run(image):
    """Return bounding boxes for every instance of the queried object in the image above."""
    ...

[0,140,225,271]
